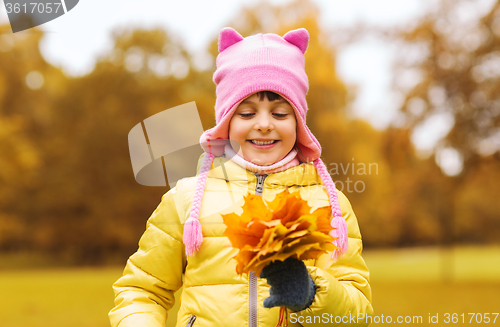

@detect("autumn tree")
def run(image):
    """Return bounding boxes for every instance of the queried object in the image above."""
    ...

[388,0,500,244]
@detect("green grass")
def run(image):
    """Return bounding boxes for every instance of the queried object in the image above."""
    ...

[364,245,500,282]
[363,246,500,326]
[0,246,499,327]
[371,282,500,325]
[0,267,121,327]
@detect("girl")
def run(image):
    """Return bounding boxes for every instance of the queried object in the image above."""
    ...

[109,27,373,327]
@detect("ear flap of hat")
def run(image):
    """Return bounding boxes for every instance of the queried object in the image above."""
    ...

[283,28,309,54]
[219,27,244,52]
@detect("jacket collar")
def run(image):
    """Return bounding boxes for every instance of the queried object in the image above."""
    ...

[197,154,322,186]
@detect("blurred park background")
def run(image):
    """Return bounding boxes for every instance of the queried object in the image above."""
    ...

[1,0,500,326]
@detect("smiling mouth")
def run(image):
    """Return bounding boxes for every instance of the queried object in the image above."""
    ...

[249,140,278,145]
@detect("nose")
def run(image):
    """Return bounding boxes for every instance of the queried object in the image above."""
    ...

[254,113,274,132]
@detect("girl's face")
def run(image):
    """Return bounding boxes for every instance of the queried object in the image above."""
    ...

[229,92,297,166]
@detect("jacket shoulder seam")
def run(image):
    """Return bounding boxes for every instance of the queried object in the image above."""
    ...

[125,258,183,290]
[148,220,182,244]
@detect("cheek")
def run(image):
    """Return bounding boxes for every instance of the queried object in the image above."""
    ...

[229,119,244,142]
[286,121,297,144]
[288,132,297,146]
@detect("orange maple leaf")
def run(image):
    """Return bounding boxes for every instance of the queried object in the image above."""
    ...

[222,189,336,275]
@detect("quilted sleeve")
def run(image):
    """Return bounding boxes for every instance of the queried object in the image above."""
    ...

[109,184,187,327]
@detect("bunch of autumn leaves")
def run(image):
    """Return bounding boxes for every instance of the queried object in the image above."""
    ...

[222,190,337,276]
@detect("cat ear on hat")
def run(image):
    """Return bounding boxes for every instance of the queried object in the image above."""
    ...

[283,28,309,54]
[218,27,244,52]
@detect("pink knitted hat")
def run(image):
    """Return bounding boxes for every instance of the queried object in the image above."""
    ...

[184,28,348,260]
[200,27,320,162]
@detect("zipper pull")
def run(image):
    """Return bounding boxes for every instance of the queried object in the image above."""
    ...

[255,174,267,196]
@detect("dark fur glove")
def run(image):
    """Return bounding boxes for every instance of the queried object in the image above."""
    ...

[259,257,316,312]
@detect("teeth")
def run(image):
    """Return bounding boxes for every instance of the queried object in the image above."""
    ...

[251,140,276,145]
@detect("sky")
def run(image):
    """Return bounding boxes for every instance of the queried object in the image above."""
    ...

[1,0,448,154]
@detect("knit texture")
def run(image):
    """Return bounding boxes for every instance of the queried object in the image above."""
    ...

[183,28,348,261]
[260,257,316,312]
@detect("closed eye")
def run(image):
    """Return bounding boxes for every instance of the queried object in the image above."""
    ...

[238,113,288,118]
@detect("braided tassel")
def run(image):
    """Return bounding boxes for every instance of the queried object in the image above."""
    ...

[330,215,348,261]
[183,151,214,256]
[183,217,203,256]
[313,158,348,260]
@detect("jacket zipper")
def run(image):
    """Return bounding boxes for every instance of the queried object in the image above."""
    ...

[249,271,258,327]
[186,314,196,327]
[250,173,267,327]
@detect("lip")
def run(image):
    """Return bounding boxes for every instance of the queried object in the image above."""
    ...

[247,140,279,149]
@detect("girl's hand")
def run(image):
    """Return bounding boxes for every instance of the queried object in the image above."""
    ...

[259,257,316,312]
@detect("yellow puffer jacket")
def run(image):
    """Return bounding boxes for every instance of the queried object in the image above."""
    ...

[109,156,373,327]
